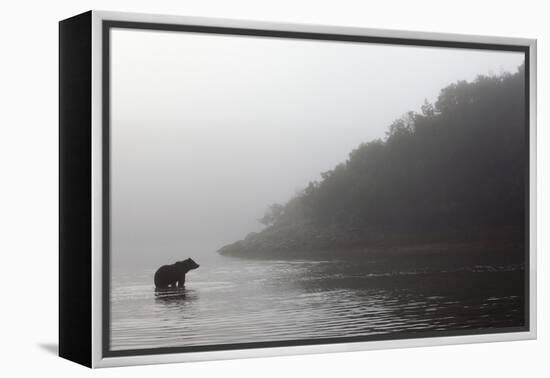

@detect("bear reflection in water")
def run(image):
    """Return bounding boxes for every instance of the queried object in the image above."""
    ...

[154,287,199,303]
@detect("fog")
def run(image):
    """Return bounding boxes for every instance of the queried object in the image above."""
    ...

[109,28,524,269]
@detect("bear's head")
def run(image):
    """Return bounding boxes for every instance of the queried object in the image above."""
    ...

[176,258,200,272]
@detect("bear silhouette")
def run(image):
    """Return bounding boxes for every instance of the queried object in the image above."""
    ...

[154,258,200,289]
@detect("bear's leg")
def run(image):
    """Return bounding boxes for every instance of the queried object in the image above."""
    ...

[178,275,186,288]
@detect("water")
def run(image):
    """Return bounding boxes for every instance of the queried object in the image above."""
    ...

[111,252,525,351]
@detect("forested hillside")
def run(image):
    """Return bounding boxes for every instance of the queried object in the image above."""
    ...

[218,66,526,258]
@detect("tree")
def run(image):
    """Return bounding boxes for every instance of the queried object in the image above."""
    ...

[258,203,285,226]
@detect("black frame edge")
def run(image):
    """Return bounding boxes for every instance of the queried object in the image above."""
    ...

[59,10,93,368]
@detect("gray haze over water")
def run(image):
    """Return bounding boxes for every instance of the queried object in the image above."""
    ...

[109,28,524,270]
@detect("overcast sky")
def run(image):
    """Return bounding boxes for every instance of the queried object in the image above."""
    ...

[109,28,524,268]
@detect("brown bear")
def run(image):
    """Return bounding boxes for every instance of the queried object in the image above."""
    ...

[154,258,200,289]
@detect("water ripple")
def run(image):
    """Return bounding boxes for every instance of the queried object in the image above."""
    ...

[110,254,525,350]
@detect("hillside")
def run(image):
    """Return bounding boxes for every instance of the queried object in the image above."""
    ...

[218,67,526,259]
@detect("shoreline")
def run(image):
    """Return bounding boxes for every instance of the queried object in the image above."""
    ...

[218,239,525,264]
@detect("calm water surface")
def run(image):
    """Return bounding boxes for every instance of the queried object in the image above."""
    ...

[111,253,524,350]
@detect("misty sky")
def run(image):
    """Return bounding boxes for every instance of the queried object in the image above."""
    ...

[109,28,524,268]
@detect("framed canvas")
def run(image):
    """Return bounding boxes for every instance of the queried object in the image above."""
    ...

[59,10,537,368]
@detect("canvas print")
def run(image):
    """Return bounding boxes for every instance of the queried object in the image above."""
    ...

[106,27,527,354]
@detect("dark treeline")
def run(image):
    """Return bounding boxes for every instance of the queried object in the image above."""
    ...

[219,66,526,257]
